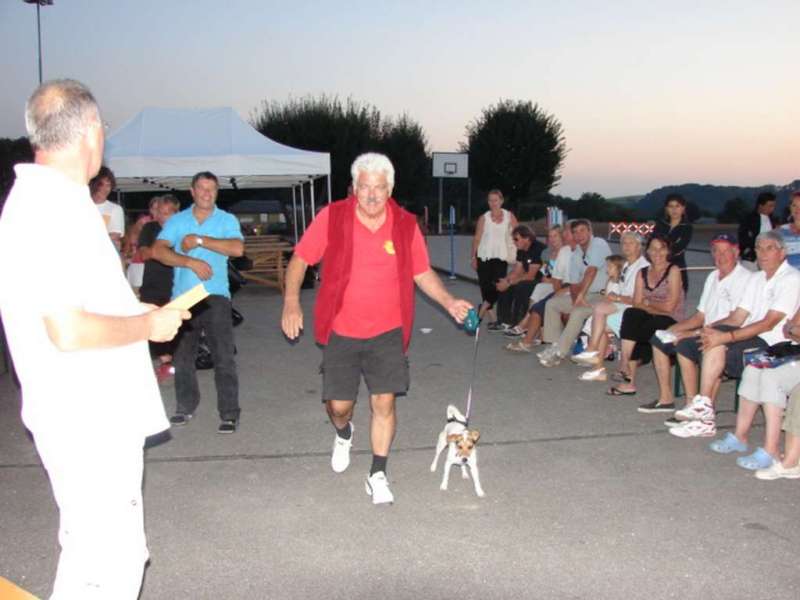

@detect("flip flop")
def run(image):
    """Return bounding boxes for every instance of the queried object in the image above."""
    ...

[736,447,775,470]
[606,386,636,396]
[708,432,748,455]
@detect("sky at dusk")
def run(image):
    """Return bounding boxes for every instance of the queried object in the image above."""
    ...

[2,0,798,198]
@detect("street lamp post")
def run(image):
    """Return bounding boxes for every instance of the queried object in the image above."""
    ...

[23,0,54,85]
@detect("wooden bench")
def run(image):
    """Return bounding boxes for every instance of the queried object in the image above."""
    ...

[242,235,295,292]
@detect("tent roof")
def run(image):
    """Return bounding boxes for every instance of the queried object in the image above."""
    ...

[103,107,330,192]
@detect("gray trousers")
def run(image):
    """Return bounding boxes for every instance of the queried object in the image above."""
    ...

[542,292,605,356]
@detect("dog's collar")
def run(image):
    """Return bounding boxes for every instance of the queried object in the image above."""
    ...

[447,416,468,426]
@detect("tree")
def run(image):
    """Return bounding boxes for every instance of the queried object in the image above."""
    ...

[718,197,750,224]
[0,137,33,212]
[463,100,566,210]
[377,115,429,207]
[251,95,428,205]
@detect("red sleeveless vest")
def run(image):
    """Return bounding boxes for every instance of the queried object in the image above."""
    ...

[314,196,417,353]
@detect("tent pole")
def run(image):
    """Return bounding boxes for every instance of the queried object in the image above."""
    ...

[310,178,316,220]
[291,186,298,244]
[300,184,307,233]
[327,174,332,204]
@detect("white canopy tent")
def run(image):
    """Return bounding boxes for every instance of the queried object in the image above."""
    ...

[103,107,331,239]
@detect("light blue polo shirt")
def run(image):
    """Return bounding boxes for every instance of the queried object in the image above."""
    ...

[157,205,243,299]
[569,236,612,293]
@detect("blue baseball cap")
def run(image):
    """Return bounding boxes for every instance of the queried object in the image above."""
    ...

[711,233,737,246]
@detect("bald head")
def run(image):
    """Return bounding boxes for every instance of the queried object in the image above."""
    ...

[25,79,101,151]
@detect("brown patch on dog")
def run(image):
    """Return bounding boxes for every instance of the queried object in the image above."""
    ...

[449,430,481,458]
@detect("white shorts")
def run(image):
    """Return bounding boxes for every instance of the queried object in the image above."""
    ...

[738,362,800,409]
[34,432,148,600]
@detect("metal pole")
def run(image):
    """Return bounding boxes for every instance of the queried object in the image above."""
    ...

[438,178,443,235]
[449,205,456,279]
[300,183,307,233]
[327,174,332,204]
[291,186,298,243]
[467,177,472,222]
[309,178,316,220]
[36,3,43,84]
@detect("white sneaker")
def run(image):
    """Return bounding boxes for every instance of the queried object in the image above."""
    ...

[539,350,563,367]
[674,395,714,421]
[331,423,353,473]
[755,462,800,480]
[578,367,607,382]
[668,419,717,438]
[365,471,394,505]
[570,350,600,366]
[536,346,555,360]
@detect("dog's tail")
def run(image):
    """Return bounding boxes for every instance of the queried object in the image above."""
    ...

[447,404,466,423]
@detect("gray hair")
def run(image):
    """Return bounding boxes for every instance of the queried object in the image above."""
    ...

[755,230,787,251]
[620,231,644,247]
[25,79,101,151]
[350,152,395,191]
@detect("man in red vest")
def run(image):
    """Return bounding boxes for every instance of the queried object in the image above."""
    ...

[282,152,472,505]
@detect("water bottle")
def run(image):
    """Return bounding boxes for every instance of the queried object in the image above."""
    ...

[464,308,479,334]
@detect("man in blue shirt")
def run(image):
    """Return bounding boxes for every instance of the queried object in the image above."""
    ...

[153,171,245,433]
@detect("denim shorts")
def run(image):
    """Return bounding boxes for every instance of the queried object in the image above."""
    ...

[320,328,409,401]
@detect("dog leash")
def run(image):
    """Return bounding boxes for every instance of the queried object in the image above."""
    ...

[463,309,482,426]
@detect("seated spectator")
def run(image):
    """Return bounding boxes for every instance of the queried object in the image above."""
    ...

[572,231,648,380]
[779,191,800,269]
[709,307,800,471]
[653,194,693,292]
[505,224,574,352]
[642,233,751,414]
[608,235,683,395]
[538,219,611,366]
[756,381,800,480]
[488,225,545,331]
[738,192,778,267]
[670,231,800,439]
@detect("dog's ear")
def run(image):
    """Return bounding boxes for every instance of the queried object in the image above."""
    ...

[447,433,461,443]
[469,430,480,442]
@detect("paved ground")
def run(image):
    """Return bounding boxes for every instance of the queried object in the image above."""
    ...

[1,267,799,599]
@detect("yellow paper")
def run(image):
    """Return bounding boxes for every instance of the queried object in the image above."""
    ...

[164,284,209,311]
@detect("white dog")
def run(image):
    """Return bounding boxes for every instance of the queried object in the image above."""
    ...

[430,405,485,497]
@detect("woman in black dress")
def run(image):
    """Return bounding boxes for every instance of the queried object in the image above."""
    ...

[653,194,693,292]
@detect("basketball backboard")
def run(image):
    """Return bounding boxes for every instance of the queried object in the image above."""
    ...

[432,152,468,178]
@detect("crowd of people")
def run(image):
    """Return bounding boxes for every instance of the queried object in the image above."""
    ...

[472,188,800,482]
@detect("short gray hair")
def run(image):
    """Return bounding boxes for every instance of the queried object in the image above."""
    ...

[755,230,787,251]
[350,152,395,190]
[620,231,644,247]
[25,79,101,151]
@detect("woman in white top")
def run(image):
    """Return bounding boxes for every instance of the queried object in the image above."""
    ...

[471,189,518,320]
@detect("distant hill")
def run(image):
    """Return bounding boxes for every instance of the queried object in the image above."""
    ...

[607,194,644,207]
[635,180,800,219]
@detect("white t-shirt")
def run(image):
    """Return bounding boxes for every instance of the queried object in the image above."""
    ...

[760,213,773,233]
[696,263,752,324]
[95,199,125,235]
[620,255,649,297]
[552,245,572,282]
[0,164,167,440]
[738,260,800,346]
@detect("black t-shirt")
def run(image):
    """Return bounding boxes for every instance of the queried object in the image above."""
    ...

[139,221,173,304]
[516,240,546,277]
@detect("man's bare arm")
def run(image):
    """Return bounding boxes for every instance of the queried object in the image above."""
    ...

[414,269,471,322]
[281,254,309,339]
[44,306,188,352]
[183,235,244,257]
[151,240,212,280]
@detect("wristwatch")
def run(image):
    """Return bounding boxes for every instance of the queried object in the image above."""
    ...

[196,236,204,246]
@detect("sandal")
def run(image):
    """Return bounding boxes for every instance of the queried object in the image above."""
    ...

[736,447,775,470]
[708,432,748,455]
[505,341,532,353]
[610,371,632,383]
[606,386,637,396]
[579,367,607,382]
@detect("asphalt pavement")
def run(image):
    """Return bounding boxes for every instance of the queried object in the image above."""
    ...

[1,270,799,599]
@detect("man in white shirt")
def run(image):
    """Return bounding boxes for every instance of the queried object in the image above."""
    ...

[90,165,125,250]
[642,233,751,415]
[670,231,800,439]
[0,80,187,599]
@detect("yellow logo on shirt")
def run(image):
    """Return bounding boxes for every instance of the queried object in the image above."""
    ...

[384,240,396,255]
